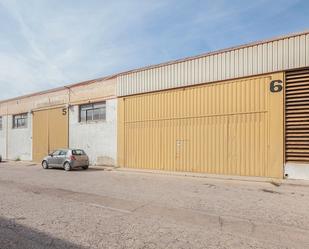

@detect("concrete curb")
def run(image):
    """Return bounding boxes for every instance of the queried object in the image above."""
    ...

[113,167,309,187]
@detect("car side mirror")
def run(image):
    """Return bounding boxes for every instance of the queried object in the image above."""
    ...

[49,153,53,157]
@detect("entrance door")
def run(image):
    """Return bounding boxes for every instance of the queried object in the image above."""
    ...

[32,107,68,162]
[118,73,284,178]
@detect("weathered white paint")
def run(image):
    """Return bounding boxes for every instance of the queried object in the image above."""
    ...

[117,32,309,96]
[69,99,117,166]
[7,114,32,161]
[0,116,7,159]
[285,163,309,180]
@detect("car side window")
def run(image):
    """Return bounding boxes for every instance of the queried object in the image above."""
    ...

[59,150,67,156]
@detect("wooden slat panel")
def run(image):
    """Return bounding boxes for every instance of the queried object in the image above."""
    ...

[285,69,309,76]
[286,105,309,110]
[285,77,309,83]
[286,73,309,79]
[285,69,309,163]
[286,93,309,98]
[286,90,309,95]
[286,97,309,103]
[286,141,309,145]
[286,101,309,106]
[286,85,309,90]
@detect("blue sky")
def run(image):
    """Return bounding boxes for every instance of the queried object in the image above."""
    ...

[0,0,308,99]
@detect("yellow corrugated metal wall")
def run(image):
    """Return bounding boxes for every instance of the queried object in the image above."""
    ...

[32,110,49,162]
[118,73,284,178]
[32,107,68,162]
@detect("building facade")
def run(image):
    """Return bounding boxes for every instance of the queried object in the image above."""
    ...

[0,76,117,166]
[0,31,308,179]
[117,31,309,180]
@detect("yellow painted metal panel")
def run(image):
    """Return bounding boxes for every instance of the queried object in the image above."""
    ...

[118,74,284,178]
[269,72,284,178]
[32,107,68,162]
[48,108,68,153]
[32,110,48,162]
[117,98,125,167]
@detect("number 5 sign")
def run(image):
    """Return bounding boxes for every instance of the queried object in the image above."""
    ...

[62,108,67,115]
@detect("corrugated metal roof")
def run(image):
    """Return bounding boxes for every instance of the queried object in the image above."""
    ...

[117,30,309,96]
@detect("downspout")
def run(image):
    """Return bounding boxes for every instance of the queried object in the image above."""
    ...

[68,87,70,148]
[5,103,8,160]
[64,86,71,148]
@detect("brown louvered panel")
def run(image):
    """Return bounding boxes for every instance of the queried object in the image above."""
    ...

[285,69,309,163]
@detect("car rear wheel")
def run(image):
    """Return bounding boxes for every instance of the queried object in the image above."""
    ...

[42,161,49,169]
[64,162,71,171]
[82,166,89,170]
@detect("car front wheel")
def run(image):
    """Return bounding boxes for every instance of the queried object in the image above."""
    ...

[42,161,49,169]
[64,162,71,171]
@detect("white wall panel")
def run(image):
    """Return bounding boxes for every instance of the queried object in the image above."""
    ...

[0,117,7,159]
[69,99,117,166]
[7,114,32,161]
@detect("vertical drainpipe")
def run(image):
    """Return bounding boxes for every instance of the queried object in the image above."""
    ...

[64,86,71,148]
[68,87,70,148]
[5,102,8,160]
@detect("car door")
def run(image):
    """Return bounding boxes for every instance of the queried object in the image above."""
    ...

[48,150,60,166]
[57,150,68,167]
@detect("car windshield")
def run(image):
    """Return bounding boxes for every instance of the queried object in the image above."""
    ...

[72,149,85,156]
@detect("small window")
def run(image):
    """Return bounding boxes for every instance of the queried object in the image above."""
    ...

[51,150,60,156]
[0,116,2,130]
[13,113,28,129]
[59,150,68,156]
[79,101,106,122]
[72,149,85,156]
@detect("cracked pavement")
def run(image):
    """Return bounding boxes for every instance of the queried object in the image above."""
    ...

[0,162,309,249]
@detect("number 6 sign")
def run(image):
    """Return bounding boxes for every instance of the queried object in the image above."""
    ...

[270,80,283,93]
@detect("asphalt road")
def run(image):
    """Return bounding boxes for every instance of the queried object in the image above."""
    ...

[0,161,308,249]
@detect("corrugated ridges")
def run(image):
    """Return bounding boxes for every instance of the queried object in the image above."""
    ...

[118,31,309,96]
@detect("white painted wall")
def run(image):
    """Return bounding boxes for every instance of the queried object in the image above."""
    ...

[285,163,309,180]
[7,114,32,161]
[69,99,117,166]
[0,116,7,159]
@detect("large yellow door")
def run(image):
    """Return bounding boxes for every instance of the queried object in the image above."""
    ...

[32,110,49,162]
[48,108,69,153]
[118,73,284,178]
[32,107,68,162]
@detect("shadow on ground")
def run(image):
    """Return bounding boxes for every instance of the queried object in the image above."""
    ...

[0,216,86,249]
[85,167,109,172]
[42,167,107,172]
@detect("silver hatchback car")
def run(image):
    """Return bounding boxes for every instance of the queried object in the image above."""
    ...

[42,149,89,171]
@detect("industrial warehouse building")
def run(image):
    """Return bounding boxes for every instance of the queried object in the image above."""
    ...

[0,76,117,166]
[0,31,309,179]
